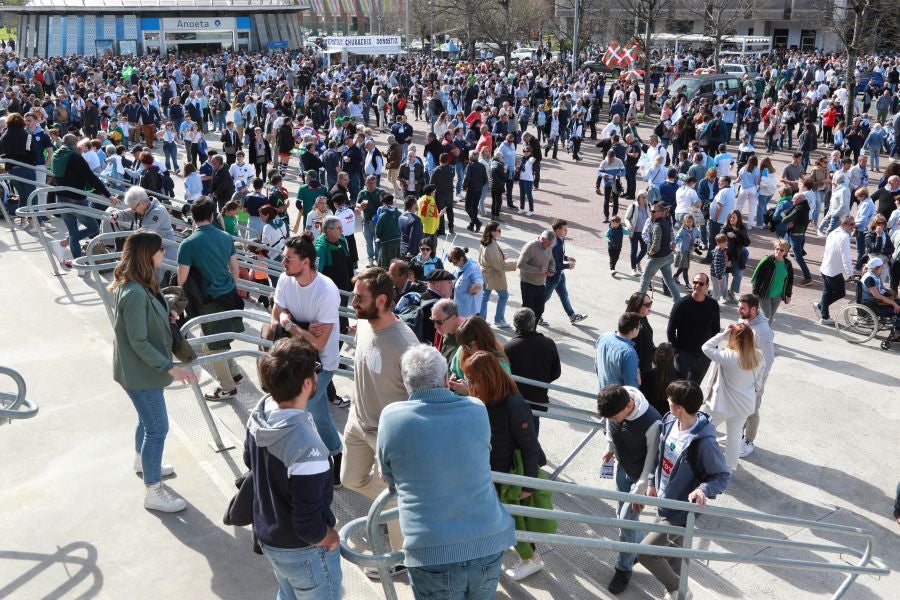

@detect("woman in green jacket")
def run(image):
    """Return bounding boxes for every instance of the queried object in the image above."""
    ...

[109,230,196,513]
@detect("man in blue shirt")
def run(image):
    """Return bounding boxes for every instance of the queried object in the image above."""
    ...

[378,344,515,595]
[595,312,641,388]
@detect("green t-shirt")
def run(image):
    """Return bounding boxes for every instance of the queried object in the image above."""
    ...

[177,224,237,299]
[296,183,329,223]
[222,214,239,237]
[769,258,788,298]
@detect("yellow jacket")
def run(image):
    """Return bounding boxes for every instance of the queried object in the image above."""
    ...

[418,194,440,235]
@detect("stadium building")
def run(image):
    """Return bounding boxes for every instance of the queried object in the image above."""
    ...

[2,0,310,58]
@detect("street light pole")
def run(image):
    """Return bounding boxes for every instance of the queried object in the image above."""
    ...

[571,0,580,72]
[405,0,410,49]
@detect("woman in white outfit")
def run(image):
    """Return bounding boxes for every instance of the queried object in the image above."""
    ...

[735,155,761,229]
[701,323,763,471]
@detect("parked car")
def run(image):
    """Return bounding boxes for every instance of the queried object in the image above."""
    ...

[511,47,539,61]
[668,74,751,101]
[721,63,758,77]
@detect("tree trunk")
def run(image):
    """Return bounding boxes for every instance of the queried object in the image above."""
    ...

[844,8,862,122]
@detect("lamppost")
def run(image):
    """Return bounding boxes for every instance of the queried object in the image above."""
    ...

[429,0,434,56]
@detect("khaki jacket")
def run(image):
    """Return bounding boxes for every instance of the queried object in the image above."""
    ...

[479,241,516,291]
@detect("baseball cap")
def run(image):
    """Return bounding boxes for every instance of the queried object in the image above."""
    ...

[867,257,884,269]
[305,169,318,179]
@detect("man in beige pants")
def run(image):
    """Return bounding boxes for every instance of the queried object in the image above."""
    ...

[341,267,418,577]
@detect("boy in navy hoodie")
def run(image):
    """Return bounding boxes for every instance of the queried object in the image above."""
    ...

[638,379,730,600]
[245,337,341,599]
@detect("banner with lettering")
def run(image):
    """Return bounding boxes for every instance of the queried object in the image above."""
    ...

[325,35,402,55]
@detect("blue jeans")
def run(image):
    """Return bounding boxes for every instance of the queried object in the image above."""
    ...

[348,174,362,208]
[615,466,641,572]
[756,194,772,229]
[248,216,264,239]
[544,273,575,317]
[407,551,503,600]
[9,165,36,206]
[706,220,724,261]
[454,162,466,195]
[855,230,868,267]
[788,233,812,279]
[362,218,377,261]
[126,388,168,486]
[629,232,647,269]
[61,211,100,259]
[518,180,534,211]
[162,142,180,171]
[308,370,342,455]
[261,543,342,600]
[725,262,744,294]
[480,287,509,323]
[638,254,682,300]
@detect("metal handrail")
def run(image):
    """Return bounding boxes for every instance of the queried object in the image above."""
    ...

[0,366,39,424]
[341,473,889,600]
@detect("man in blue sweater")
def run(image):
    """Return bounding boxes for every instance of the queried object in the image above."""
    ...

[377,344,516,598]
[244,337,341,600]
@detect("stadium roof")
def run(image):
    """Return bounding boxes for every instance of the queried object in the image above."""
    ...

[1,0,308,13]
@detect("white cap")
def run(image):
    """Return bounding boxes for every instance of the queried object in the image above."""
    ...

[867,257,884,269]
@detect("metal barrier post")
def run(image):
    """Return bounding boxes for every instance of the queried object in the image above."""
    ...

[677,511,696,600]
[549,426,600,480]
[0,366,39,424]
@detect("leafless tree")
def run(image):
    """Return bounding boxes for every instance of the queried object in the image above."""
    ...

[616,0,676,116]
[545,0,609,53]
[684,0,755,71]
[815,0,887,121]
[474,0,549,64]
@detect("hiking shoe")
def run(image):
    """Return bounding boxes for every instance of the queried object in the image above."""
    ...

[204,388,237,401]
[607,568,632,594]
[364,565,407,580]
[812,302,822,319]
[144,482,186,513]
[134,454,174,477]
[505,552,544,581]
[739,441,755,458]
[570,313,588,324]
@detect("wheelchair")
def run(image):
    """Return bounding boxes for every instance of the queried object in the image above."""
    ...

[835,281,899,350]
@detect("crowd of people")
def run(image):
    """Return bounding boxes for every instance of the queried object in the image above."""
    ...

[2,42,899,600]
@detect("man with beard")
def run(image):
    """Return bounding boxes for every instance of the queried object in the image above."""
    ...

[271,233,344,485]
[342,268,419,577]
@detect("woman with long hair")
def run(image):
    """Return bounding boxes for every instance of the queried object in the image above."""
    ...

[750,239,794,323]
[108,230,196,512]
[624,191,651,276]
[722,210,751,303]
[479,222,517,328]
[463,350,547,581]
[625,291,656,396]
[702,323,763,471]
[447,316,509,395]
[643,343,676,417]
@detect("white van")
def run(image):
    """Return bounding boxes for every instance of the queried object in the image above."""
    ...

[721,63,757,77]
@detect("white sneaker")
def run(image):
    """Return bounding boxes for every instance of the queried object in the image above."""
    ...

[134,454,175,477]
[636,263,643,274]
[517,209,525,215]
[739,441,755,458]
[143,482,186,513]
[631,268,640,276]
[50,239,68,265]
[504,552,544,580]
[664,589,693,600]
[525,210,534,216]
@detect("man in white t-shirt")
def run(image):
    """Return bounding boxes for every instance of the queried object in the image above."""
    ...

[273,234,344,484]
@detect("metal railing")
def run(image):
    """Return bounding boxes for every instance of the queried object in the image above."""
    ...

[341,473,890,600]
[0,367,39,424]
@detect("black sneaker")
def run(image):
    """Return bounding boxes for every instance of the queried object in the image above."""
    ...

[204,388,237,401]
[570,313,588,324]
[364,564,407,580]
[537,318,550,327]
[607,568,632,594]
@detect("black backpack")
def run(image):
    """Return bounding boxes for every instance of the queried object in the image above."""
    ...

[764,206,778,232]
[395,292,437,343]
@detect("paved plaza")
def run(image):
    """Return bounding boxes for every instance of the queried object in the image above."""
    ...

[0,115,898,600]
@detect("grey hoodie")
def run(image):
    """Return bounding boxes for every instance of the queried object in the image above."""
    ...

[247,396,328,468]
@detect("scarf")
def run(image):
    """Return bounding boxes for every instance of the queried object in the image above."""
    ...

[313,232,349,271]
